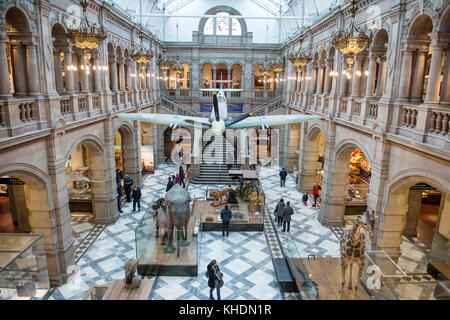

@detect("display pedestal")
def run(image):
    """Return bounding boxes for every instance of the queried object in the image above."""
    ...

[137,214,198,277]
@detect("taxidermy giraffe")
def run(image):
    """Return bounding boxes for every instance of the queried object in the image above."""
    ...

[339,210,374,300]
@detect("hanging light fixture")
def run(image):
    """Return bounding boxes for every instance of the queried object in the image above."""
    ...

[331,0,371,71]
[268,52,286,72]
[131,32,153,67]
[67,0,106,62]
[157,49,173,70]
[288,38,311,70]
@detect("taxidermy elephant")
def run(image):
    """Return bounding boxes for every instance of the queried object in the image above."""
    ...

[163,184,192,257]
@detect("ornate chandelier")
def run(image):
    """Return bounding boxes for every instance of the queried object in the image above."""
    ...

[131,32,153,67]
[67,0,106,62]
[288,38,311,70]
[157,49,174,70]
[268,53,285,72]
[331,0,370,69]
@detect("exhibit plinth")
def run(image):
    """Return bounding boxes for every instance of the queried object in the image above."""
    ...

[293,257,371,300]
[137,213,198,277]
[195,200,264,232]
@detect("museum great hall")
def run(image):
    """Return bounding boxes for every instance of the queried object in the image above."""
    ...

[0,0,449,301]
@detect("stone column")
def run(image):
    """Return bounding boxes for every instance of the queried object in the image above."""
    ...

[441,48,450,103]
[81,56,90,93]
[403,189,422,237]
[424,45,444,104]
[323,61,332,94]
[351,58,362,97]
[365,54,377,98]
[410,50,427,101]
[53,50,64,93]
[317,62,325,94]
[0,31,11,97]
[94,54,102,92]
[125,60,131,91]
[109,56,118,91]
[62,48,74,94]
[26,43,40,95]
[72,53,80,92]
[146,64,151,89]
[339,58,348,96]
[397,49,413,100]
[263,74,267,92]
[375,56,386,97]
[119,58,125,90]
[11,42,27,95]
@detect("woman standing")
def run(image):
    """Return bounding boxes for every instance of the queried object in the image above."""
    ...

[179,166,186,188]
[207,259,223,300]
[274,198,285,227]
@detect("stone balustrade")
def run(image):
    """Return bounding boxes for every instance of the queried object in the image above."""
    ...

[0,103,4,126]
[18,100,37,122]
[429,110,450,136]
[78,96,88,113]
[60,97,72,116]
[368,102,378,120]
[401,106,418,128]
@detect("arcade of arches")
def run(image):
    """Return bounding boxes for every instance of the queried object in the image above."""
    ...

[0,0,449,301]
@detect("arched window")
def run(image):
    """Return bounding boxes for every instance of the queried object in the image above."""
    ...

[202,11,243,36]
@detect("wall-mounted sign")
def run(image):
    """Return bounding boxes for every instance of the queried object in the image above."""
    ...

[0,177,25,185]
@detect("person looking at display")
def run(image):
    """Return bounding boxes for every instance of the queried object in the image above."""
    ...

[131,186,142,212]
[207,259,223,300]
[220,204,232,237]
[124,174,134,202]
[227,185,238,205]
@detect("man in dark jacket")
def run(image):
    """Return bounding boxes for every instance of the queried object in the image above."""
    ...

[207,260,222,300]
[132,186,142,212]
[116,168,122,185]
[124,174,134,202]
[117,185,123,213]
[227,185,238,204]
[166,177,174,192]
[220,204,232,237]
[282,201,294,232]
[279,168,287,187]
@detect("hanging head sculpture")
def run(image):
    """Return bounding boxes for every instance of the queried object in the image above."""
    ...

[339,210,374,300]
[163,184,192,257]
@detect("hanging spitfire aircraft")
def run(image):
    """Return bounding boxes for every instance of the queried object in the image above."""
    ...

[117,80,321,135]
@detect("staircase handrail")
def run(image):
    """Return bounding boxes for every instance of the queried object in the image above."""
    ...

[160,93,200,116]
[248,96,283,116]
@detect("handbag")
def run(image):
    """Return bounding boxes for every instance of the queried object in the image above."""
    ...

[214,268,224,288]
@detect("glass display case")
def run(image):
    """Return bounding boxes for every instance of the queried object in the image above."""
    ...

[0,233,50,300]
[135,192,200,276]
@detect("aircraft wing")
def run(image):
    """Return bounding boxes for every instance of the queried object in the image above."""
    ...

[117,113,211,129]
[227,114,321,129]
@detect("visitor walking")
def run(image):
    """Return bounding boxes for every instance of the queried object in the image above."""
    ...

[282,201,294,232]
[274,198,285,226]
[220,204,232,237]
[166,177,174,192]
[175,174,181,185]
[124,174,134,202]
[279,168,287,187]
[131,186,142,212]
[179,166,186,188]
[117,185,123,213]
[313,183,321,207]
[207,260,223,300]
[302,193,308,206]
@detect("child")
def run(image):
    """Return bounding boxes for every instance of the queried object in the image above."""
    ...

[302,193,308,206]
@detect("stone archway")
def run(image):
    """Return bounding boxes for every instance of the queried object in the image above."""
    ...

[320,141,373,226]
[0,164,73,285]
[302,127,326,194]
[114,121,142,187]
[376,172,450,263]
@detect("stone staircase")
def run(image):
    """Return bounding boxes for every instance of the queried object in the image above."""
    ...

[190,129,241,185]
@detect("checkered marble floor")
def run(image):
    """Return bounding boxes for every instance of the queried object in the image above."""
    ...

[257,166,340,259]
[49,163,283,300]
